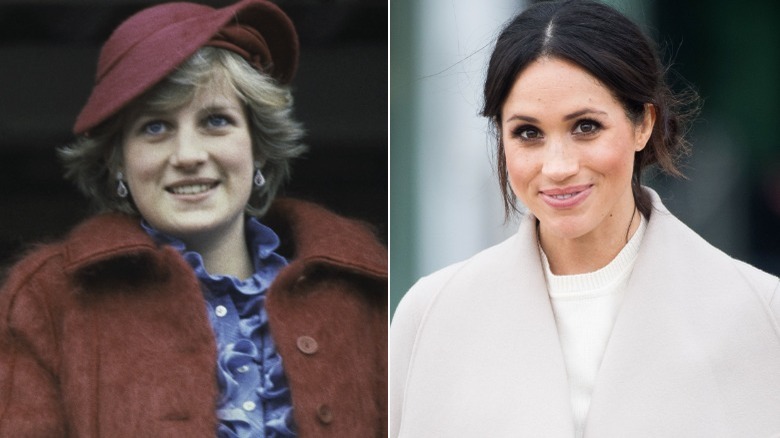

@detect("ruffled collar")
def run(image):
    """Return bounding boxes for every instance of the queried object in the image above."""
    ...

[141,217,288,296]
[142,217,296,437]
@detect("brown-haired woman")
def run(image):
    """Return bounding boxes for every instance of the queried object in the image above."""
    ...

[390,1,780,436]
[0,1,387,436]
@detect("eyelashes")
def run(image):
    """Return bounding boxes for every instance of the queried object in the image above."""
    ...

[203,113,235,129]
[573,119,601,134]
[140,120,169,136]
[512,125,542,140]
[510,119,603,142]
[133,113,237,138]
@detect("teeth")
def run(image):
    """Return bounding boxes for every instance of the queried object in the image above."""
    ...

[551,193,576,199]
[171,184,213,195]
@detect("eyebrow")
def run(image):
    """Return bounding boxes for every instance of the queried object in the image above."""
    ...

[130,103,241,124]
[201,103,240,114]
[505,108,608,123]
[563,108,607,120]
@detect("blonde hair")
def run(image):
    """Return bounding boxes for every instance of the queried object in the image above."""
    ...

[60,47,306,216]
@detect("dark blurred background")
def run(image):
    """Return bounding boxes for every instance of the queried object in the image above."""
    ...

[649,0,780,275]
[0,0,387,268]
[594,0,780,276]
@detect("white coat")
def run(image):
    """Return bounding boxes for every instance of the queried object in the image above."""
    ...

[390,189,780,437]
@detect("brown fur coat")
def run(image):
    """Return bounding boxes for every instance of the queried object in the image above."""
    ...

[0,199,387,437]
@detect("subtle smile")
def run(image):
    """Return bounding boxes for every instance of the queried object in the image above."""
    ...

[549,192,578,200]
[166,181,219,195]
[539,184,593,208]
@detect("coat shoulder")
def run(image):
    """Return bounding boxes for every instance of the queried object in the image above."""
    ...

[266,198,386,279]
[733,259,780,322]
[653,208,778,295]
[393,260,466,334]
[645,204,780,330]
[1,213,162,309]
[391,231,520,355]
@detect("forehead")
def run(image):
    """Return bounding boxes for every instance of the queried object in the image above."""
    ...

[502,57,620,117]
[188,78,242,109]
[135,69,242,115]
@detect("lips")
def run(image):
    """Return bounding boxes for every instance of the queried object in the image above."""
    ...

[539,184,593,208]
[548,192,577,200]
[165,180,219,195]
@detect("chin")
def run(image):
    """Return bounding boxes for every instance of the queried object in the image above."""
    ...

[538,215,592,240]
[158,214,227,236]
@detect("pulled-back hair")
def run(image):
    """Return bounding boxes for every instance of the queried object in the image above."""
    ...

[482,0,699,218]
[60,47,306,217]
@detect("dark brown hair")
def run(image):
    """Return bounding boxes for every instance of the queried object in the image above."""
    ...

[482,0,700,218]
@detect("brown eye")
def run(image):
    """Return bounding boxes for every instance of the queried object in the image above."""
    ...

[522,129,539,139]
[573,119,601,134]
[514,125,542,140]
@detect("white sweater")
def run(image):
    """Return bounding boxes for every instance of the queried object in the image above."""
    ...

[541,216,647,437]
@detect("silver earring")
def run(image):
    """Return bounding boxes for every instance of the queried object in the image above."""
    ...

[116,171,129,198]
[254,167,266,188]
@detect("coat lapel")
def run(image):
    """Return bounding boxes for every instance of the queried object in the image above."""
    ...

[400,215,574,437]
[585,194,780,437]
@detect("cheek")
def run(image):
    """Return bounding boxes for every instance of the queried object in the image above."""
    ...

[222,151,250,169]
[219,143,256,188]
[504,146,539,196]
[594,143,636,179]
[584,128,639,179]
[239,160,255,185]
[122,142,160,181]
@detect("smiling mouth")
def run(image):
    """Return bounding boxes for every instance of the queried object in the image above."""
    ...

[539,185,593,207]
[167,182,218,195]
[549,192,579,200]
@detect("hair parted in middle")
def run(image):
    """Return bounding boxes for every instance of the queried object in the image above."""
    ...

[59,47,306,217]
[482,0,700,219]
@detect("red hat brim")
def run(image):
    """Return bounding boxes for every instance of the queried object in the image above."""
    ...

[73,0,297,135]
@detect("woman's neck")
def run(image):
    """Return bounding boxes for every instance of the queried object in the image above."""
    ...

[183,220,254,280]
[540,207,640,276]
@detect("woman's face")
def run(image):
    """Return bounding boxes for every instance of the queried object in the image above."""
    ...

[122,81,254,246]
[500,57,654,243]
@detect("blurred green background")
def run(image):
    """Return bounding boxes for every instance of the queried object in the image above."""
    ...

[391,0,780,316]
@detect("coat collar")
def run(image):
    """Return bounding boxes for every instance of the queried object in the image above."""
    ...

[62,199,387,280]
[62,213,158,275]
[401,187,780,436]
[399,211,575,437]
[263,198,386,279]
[585,188,780,436]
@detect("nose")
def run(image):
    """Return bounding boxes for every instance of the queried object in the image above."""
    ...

[169,125,208,169]
[541,139,578,182]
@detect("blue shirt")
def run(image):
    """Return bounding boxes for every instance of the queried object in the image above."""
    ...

[143,218,296,437]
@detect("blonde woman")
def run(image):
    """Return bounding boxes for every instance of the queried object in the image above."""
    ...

[0,1,387,436]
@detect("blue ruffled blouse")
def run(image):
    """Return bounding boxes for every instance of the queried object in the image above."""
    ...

[143,218,296,437]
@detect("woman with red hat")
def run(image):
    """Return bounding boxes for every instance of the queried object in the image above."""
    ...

[0,1,386,437]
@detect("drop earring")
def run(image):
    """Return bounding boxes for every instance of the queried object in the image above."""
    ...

[254,167,266,188]
[116,171,129,198]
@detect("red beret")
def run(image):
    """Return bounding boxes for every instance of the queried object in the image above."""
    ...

[73,0,298,135]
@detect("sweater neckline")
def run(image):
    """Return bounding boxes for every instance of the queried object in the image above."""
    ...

[540,214,647,296]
